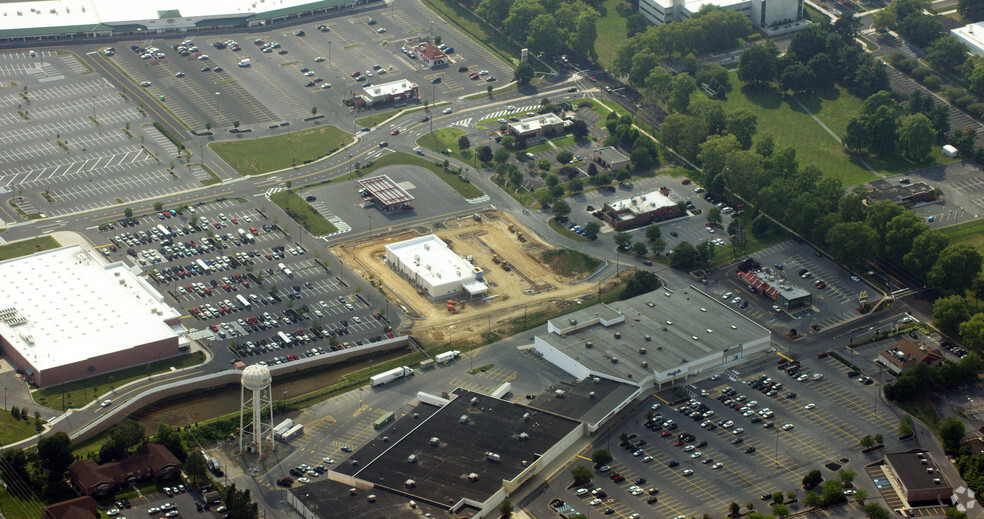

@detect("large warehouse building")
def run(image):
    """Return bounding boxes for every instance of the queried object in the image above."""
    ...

[385,235,488,300]
[638,0,803,28]
[534,288,771,388]
[0,0,378,43]
[0,245,186,387]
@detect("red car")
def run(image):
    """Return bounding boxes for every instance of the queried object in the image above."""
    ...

[469,73,479,80]
[682,178,691,184]
[351,71,361,77]
[661,431,672,437]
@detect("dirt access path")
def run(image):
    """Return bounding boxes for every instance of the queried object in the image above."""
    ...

[332,210,612,345]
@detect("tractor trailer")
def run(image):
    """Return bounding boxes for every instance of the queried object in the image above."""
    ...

[370,366,413,387]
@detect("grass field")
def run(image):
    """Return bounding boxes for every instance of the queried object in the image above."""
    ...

[356,152,485,199]
[708,72,878,186]
[210,125,351,176]
[941,218,984,252]
[36,351,206,411]
[0,236,60,260]
[418,128,478,164]
[270,190,339,236]
[594,0,629,68]
[0,411,42,445]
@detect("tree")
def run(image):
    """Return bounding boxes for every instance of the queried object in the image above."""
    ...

[771,503,790,518]
[854,488,868,503]
[898,113,935,162]
[905,229,951,278]
[803,469,823,489]
[833,12,862,42]
[884,212,930,259]
[821,480,846,505]
[591,449,613,466]
[233,120,240,129]
[730,502,741,515]
[959,0,984,21]
[584,221,601,239]
[9,405,18,420]
[929,243,983,294]
[946,508,970,519]
[630,145,655,171]
[632,242,649,255]
[556,150,573,165]
[154,202,164,211]
[184,451,208,484]
[123,207,134,218]
[569,178,584,193]
[155,423,187,461]
[0,449,26,490]
[773,491,784,504]
[626,12,649,37]
[927,35,969,71]
[940,417,966,453]
[826,222,878,269]
[780,63,816,94]
[571,465,592,485]
[514,61,535,86]
[493,147,511,164]
[899,415,914,437]
[933,294,970,337]
[38,432,74,482]
[477,145,493,163]
[614,231,633,249]
[864,503,891,519]
[646,224,662,242]
[552,200,571,219]
[725,109,758,149]
[860,435,874,448]
[961,313,984,350]
[804,492,823,507]
[838,470,856,486]
[571,119,589,139]
[458,135,471,149]
[738,42,779,84]
[707,206,722,225]
[487,85,493,96]
[669,241,698,269]
[670,74,696,113]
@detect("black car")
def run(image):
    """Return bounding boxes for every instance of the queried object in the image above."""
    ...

[304,81,315,87]
[486,76,496,82]
[431,77,442,83]
[458,65,469,72]
[647,496,658,504]
[421,116,429,122]
[669,231,678,237]
[379,142,388,148]
[306,195,316,202]
[296,30,306,36]
[744,446,756,453]
[667,460,679,468]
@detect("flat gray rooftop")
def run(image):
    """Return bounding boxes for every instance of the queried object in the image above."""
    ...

[529,377,638,426]
[539,288,769,382]
[349,389,581,506]
[290,479,448,519]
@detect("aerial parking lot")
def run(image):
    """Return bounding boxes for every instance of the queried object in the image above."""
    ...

[0,50,205,219]
[100,199,399,368]
[98,4,513,133]
[543,353,905,518]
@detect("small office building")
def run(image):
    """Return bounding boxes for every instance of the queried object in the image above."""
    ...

[601,189,680,230]
[385,235,487,300]
[359,80,418,107]
[884,450,953,504]
[508,113,564,140]
[739,270,812,312]
[592,147,630,172]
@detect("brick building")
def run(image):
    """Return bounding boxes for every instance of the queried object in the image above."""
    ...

[70,444,181,496]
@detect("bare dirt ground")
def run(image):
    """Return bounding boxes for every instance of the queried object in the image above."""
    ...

[332,210,614,345]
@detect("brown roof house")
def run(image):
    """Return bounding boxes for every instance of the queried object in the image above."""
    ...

[70,443,180,496]
[877,338,942,375]
[42,496,99,519]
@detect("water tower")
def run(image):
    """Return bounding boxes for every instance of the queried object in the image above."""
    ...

[239,364,274,456]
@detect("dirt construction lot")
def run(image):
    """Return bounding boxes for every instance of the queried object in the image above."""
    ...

[333,211,610,344]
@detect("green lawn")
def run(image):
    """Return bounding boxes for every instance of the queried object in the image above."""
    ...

[0,236,60,260]
[0,411,42,445]
[419,128,475,164]
[594,0,629,68]
[708,72,878,186]
[0,485,47,519]
[270,190,339,236]
[36,351,206,411]
[355,105,430,128]
[210,125,352,176]
[356,152,485,199]
[941,218,984,253]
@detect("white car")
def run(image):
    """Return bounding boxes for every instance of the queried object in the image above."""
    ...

[322,457,334,464]
[723,420,734,428]
[376,27,387,33]
[631,488,644,496]
[712,462,723,469]
[101,399,112,407]
[683,469,694,476]
[642,455,653,463]
[797,374,809,382]
[811,373,823,380]
[107,510,120,517]
[651,403,661,411]
[731,297,741,304]
[805,403,816,410]
[722,291,732,300]
[165,511,179,518]
[683,445,695,452]
[588,498,602,506]
[782,423,794,431]
[690,451,702,459]
[479,70,489,75]
[576,488,589,496]
[298,477,310,483]
[733,428,744,435]
[442,107,453,114]
[851,275,860,282]
[140,81,151,87]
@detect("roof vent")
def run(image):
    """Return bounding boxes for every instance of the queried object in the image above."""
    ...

[367,495,376,503]
[639,347,647,354]
[518,432,529,441]
[486,452,501,463]
[585,341,593,348]
[555,389,566,398]
[430,436,440,446]
[468,473,479,481]
[522,412,530,421]
[406,480,416,488]
[593,377,601,383]
[588,391,596,398]
[470,397,478,406]
[459,415,469,424]
[645,335,651,341]
[614,332,622,339]
[700,307,707,312]
[408,454,417,463]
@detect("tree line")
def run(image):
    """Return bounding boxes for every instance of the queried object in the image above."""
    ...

[469,0,601,59]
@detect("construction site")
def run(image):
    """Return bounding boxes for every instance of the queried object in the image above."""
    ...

[332,210,613,345]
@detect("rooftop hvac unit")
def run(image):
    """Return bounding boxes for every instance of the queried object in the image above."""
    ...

[430,436,440,446]
[639,348,647,354]
[614,332,622,339]
[468,473,479,481]
[408,454,417,463]
[642,361,648,368]
[405,480,416,488]
[486,452,501,463]
[518,432,529,441]
[424,244,430,250]
[522,413,530,421]
[554,389,566,398]
[459,415,469,423]
[470,397,478,406]
[593,377,601,384]
[645,335,651,341]
[585,341,593,348]
[588,391,596,398]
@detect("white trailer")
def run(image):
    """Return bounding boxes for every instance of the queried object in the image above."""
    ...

[236,294,251,308]
[274,419,293,438]
[281,423,304,442]
[435,350,461,364]
[490,382,512,399]
[370,366,413,387]
[278,331,292,345]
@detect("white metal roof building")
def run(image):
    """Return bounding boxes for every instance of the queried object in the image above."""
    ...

[0,245,185,387]
[384,235,487,300]
[952,22,984,57]
[638,0,802,28]
[0,0,371,42]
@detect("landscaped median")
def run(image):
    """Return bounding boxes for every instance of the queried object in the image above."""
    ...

[209,125,352,176]
[270,190,338,236]
[355,151,485,199]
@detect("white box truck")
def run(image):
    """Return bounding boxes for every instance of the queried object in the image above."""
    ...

[435,350,461,364]
[370,366,413,387]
